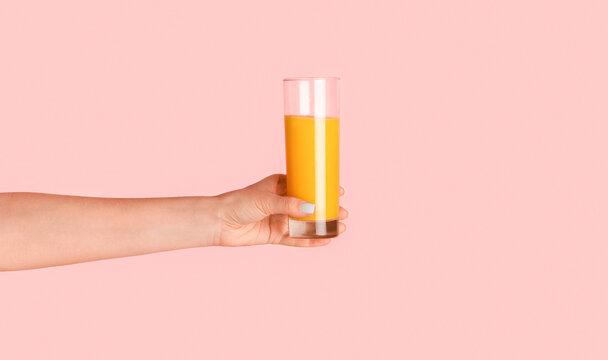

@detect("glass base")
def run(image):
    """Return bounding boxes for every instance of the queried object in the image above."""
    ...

[288,219,339,239]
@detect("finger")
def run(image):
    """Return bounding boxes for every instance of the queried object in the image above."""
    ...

[339,186,345,196]
[339,207,349,220]
[278,222,345,247]
[279,237,332,247]
[338,222,346,234]
[257,192,315,218]
[275,176,287,195]
[248,174,287,194]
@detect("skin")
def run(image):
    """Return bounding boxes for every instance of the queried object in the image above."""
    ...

[0,174,348,271]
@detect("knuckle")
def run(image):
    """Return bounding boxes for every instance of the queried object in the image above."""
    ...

[253,193,276,215]
[288,197,300,214]
[253,197,272,215]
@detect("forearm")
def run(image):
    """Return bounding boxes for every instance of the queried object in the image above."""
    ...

[0,193,222,270]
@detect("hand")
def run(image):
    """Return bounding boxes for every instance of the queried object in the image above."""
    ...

[215,174,348,247]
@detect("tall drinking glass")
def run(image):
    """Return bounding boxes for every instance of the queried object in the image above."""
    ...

[283,77,340,238]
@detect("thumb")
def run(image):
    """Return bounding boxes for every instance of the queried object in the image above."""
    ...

[258,193,315,218]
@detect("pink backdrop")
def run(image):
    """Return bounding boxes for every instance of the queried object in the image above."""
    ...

[1,0,607,359]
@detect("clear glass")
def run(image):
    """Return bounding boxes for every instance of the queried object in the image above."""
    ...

[283,77,340,238]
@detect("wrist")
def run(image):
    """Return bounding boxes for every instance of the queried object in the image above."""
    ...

[159,195,223,248]
[190,195,223,247]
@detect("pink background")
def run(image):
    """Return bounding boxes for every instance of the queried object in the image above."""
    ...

[1,0,607,359]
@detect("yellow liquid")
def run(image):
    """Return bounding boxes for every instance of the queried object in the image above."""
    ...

[285,115,339,221]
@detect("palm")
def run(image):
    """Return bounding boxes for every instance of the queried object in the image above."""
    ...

[219,214,289,246]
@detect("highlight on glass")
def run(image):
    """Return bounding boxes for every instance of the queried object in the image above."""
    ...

[283,77,340,239]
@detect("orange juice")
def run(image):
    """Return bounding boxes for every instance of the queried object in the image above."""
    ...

[285,115,339,222]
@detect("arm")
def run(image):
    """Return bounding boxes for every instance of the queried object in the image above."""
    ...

[0,174,348,271]
[0,192,222,270]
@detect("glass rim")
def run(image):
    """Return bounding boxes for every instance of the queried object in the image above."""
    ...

[283,76,340,81]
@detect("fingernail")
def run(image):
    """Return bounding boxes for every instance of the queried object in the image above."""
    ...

[300,202,315,214]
